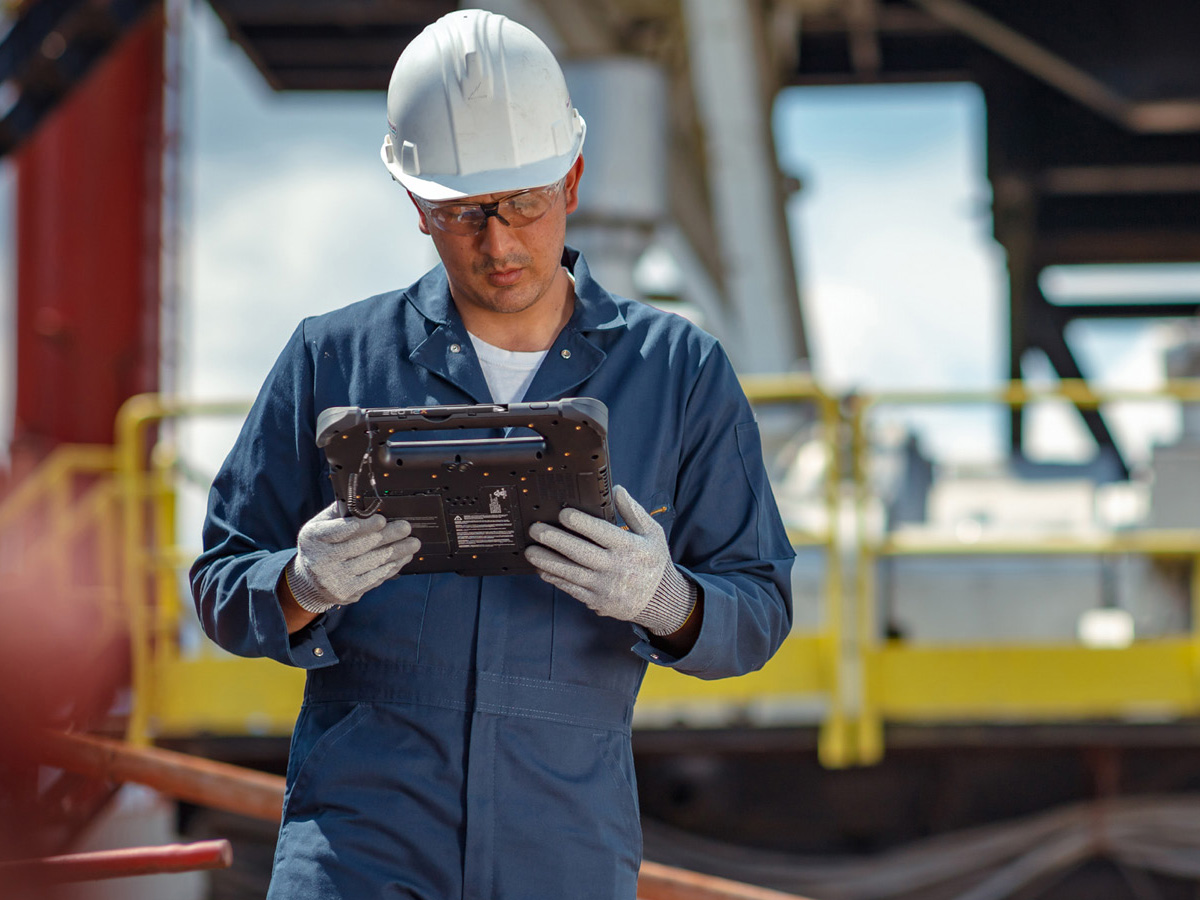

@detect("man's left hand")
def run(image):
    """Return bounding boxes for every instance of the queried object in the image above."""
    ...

[525,485,696,636]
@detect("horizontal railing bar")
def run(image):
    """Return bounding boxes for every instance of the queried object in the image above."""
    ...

[0,840,232,883]
[638,859,815,900]
[35,731,285,823]
[879,528,1200,557]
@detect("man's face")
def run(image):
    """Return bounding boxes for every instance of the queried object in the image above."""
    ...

[412,157,584,320]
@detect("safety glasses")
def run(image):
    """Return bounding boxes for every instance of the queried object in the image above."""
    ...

[417,178,565,235]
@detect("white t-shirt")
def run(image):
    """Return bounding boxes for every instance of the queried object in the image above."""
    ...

[467,332,549,404]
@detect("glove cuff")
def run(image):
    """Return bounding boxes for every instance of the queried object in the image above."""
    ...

[636,564,698,636]
[285,557,339,615]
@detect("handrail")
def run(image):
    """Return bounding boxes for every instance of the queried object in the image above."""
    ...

[736,375,848,766]
[0,444,115,531]
[13,379,1200,769]
[638,860,814,899]
[0,444,126,718]
[0,840,233,883]
[36,730,287,824]
[856,377,1200,408]
[881,528,1200,556]
[114,395,253,744]
[845,379,1200,764]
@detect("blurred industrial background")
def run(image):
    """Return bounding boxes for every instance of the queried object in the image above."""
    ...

[4,1,1200,898]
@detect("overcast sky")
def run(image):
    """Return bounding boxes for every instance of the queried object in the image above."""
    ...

[183,4,437,401]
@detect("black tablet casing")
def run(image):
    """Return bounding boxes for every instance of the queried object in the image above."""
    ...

[316,398,614,575]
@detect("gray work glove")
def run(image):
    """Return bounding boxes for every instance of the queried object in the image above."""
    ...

[525,485,697,636]
[284,503,421,615]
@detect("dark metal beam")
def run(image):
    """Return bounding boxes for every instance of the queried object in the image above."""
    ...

[0,0,79,81]
[206,0,453,90]
[0,0,159,158]
[1035,231,1200,267]
[1052,302,1200,320]
[844,0,882,77]
[239,30,416,71]
[1040,164,1200,195]
[1025,286,1130,480]
[209,0,449,27]
[912,0,1200,133]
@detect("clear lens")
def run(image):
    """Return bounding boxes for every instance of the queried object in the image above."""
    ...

[423,180,563,235]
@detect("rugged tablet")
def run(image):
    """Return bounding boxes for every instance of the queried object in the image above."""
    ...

[316,398,615,575]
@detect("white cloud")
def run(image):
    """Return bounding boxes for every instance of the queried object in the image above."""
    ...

[798,219,1006,393]
[185,157,435,399]
[178,158,437,504]
[783,84,1006,403]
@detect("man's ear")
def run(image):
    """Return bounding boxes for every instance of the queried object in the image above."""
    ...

[407,191,431,235]
[563,155,585,215]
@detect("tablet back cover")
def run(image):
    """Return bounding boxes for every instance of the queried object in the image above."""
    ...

[317,398,614,575]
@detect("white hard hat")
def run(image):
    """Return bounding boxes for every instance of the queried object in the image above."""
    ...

[381,8,587,201]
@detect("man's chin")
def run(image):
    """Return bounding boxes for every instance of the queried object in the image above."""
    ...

[472,290,540,316]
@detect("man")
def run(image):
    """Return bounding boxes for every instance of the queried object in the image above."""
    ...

[191,9,793,899]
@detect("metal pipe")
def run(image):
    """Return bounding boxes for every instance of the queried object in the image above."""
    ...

[637,859,814,899]
[680,0,808,372]
[0,839,232,883]
[35,731,285,823]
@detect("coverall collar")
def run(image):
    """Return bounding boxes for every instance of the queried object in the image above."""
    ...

[406,247,626,403]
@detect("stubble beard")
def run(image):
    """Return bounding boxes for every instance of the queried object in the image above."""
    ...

[468,253,549,315]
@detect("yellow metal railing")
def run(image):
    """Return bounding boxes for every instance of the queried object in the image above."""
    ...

[0,443,123,655]
[8,381,1200,766]
[637,374,846,762]
[843,380,1200,764]
[113,395,304,745]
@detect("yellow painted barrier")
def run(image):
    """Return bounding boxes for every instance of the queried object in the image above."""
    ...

[843,380,1200,765]
[9,379,1200,767]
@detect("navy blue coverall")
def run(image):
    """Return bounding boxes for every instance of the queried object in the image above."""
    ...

[190,248,794,899]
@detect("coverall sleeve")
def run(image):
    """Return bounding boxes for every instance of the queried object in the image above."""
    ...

[633,344,795,679]
[189,321,338,669]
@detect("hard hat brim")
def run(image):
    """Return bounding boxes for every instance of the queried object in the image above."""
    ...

[381,123,585,202]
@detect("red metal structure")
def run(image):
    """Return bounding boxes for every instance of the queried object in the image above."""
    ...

[10,7,164,479]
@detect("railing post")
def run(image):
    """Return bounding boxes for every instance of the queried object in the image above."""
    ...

[1192,551,1200,695]
[815,389,851,768]
[116,394,167,746]
[151,442,184,671]
[851,394,884,765]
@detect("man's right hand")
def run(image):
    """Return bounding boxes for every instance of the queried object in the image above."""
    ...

[284,502,421,615]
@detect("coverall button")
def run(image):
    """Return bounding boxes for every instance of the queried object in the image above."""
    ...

[313,647,325,657]
[560,349,571,359]
[450,343,462,353]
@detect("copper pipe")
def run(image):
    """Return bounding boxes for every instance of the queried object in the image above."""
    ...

[35,731,284,823]
[0,839,232,883]
[638,860,815,900]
